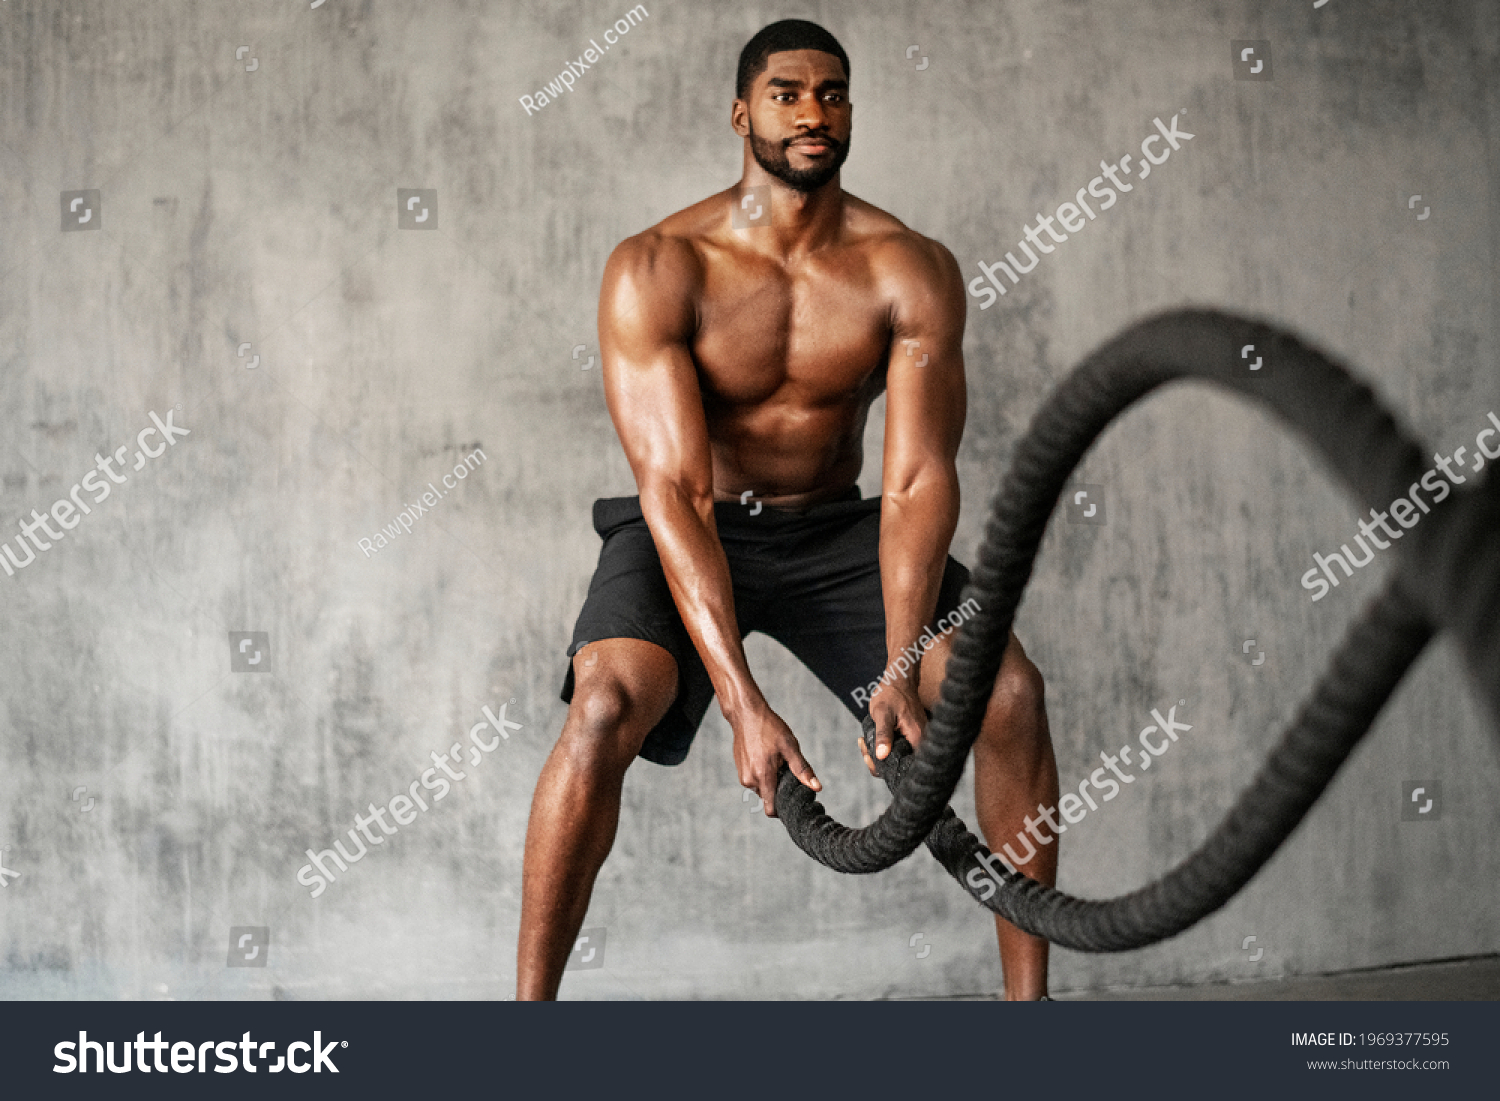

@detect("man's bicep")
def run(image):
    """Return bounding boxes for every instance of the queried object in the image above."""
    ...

[599,240,712,497]
[883,240,967,482]
[605,344,714,498]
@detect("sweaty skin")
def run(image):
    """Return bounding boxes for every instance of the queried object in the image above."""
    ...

[518,48,1059,1001]
[601,53,964,813]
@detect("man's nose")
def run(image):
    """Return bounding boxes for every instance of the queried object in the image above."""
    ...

[795,94,829,130]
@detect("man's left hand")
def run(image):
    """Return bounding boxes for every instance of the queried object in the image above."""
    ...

[859,677,926,775]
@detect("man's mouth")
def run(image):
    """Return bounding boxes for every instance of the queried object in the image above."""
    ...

[789,137,834,155]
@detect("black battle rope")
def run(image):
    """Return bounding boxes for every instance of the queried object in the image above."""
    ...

[774,307,1499,952]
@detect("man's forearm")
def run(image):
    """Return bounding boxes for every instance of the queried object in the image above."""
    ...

[880,469,960,684]
[640,485,764,719]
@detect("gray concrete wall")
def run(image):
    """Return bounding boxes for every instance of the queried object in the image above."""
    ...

[1,0,1495,1000]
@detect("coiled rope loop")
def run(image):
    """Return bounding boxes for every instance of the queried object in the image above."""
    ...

[773,308,1499,951]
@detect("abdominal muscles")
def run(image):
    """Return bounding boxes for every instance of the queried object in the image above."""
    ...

[707,393,874,503]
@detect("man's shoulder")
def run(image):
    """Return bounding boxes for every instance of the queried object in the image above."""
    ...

[613,192,728,262]
[603,219,713,307]
[604,193,741,300]
[843,195,959,282]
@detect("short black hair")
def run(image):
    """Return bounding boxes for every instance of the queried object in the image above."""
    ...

[735,19,850,101]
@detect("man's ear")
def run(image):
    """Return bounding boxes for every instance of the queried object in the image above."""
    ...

[730,98,750,138]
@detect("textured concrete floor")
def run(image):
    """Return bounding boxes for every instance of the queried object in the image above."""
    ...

[902,954,1500,1000]
[1057,955,1500,1001]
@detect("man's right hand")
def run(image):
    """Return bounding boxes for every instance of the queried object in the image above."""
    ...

[730,702,821,816]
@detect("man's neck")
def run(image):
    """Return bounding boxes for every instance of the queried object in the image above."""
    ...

[736,173,844,256]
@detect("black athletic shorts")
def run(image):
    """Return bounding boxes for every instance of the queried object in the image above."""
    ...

[559,487,973,766]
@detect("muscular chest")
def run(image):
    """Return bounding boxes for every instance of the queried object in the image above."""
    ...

[691,253,890,407]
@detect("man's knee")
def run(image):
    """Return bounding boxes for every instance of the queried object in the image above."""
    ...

[561,677,660,777]
[573,678,631,736]
[980,642,1046,749]
[996,646,1044,713]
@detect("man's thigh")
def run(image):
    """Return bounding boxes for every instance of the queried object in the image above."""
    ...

[915,628,1030,714]
[559,500,722,766]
